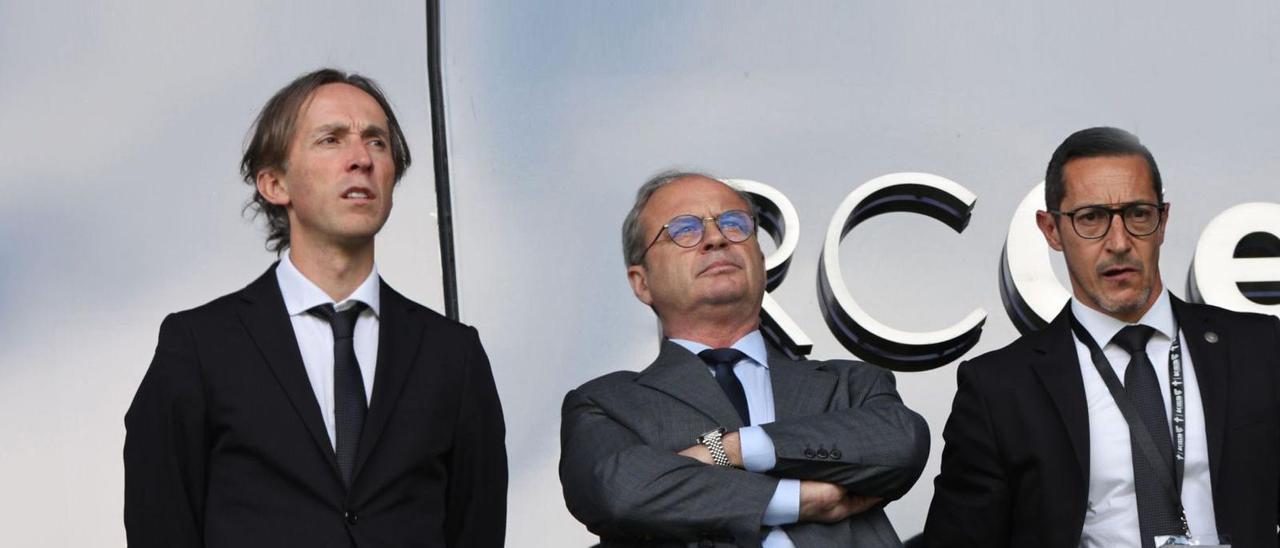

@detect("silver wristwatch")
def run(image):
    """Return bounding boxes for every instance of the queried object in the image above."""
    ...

[697,427,732,467]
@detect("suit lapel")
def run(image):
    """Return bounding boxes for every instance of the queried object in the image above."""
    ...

[636,341,747,429]
[236,265,341,478]
[351,281,424,483]
[1172,298,1228,485]
[768,348,838,420]
[1030,306,1091,482]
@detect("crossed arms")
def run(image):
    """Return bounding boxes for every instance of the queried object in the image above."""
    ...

[559,363,929,543]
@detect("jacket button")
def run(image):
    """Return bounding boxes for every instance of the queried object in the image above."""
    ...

[803,448,816,458]
[816,448,829,459]
[344,511,359,525]
[830,449,843,459]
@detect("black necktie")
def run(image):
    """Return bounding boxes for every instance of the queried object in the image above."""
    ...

[697,348,751,426]
[1112,325,1182,545]
[309,302,368,487]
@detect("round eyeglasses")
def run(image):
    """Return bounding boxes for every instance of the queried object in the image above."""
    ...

[1048,202,1167,239]
[642,209,757,257]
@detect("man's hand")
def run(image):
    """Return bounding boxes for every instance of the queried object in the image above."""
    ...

[798,480,883,523]
[677,430,744,467]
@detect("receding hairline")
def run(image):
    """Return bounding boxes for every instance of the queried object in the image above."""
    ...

[644,174,749,209]
[1058,152,1157,204]
[637,175,750,229]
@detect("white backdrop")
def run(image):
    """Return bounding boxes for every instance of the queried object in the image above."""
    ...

[2,1,1279,546]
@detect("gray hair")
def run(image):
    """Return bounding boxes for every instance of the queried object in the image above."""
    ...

[621,169,755,266]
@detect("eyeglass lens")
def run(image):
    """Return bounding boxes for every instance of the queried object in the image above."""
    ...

[666,210,755,247]
[1071,203,1161,238]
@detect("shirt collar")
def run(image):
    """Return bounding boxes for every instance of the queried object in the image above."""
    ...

[1070,289,1174,348]
[669,330,770,369]
[276,249,381,318]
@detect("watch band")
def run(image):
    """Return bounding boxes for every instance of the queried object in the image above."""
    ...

[697,428,732,467]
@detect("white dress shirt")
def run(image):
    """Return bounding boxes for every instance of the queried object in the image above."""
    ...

[275,250,381,450]
[671,331,800,548]
[1073,292,1217,548]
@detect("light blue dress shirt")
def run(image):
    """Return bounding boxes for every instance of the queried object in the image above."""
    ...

[671,331,799,548]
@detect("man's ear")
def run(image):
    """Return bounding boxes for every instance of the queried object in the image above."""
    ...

[256,168,290,207]
[627,264,653,306]
[1035,210,1064,252]
[1155,202,1170,247]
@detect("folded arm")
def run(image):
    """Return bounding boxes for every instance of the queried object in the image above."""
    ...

[758,365,930,500]
[559,386,779,543]
[678,432,881,525]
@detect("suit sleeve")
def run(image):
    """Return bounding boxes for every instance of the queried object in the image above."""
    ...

[1270,317,1280,544]
[758,364,929,500]
[123,313,208,548]
[922,361,1011,548]
[443,327,508,548]
[559,387,780,545]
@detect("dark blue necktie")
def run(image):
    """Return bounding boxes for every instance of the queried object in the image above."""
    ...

[1113,325,1182,546]
[697,348,751,426]
[309,302,368,487]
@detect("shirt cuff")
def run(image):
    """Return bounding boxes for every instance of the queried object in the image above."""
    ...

[739,425,777,472]
[762,478,801,526]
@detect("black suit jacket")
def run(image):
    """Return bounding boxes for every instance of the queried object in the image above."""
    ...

[124,266,507,548]
[924,297,1280,547]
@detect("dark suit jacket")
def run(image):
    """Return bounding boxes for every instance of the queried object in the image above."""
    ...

[925,298,1280,547]
[124,266,507,548]
[560,340,930,548]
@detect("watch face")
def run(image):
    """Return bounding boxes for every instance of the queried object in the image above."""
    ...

[697,428,730,466]
[698,428,723,443]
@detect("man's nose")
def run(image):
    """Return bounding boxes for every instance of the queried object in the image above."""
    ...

[701,219,729,250]
[346,141,373,172]
[1101,212,1133,253]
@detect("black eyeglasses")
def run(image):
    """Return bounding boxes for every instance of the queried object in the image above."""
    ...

[642,209,756,257]
[1048,202,1167,239]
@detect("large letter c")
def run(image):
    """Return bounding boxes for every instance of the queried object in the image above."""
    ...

[818,172,986,371]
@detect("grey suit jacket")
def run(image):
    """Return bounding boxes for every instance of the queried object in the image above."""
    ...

[560,340,929,548]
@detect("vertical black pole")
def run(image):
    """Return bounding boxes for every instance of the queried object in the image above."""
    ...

[426,0,460,320]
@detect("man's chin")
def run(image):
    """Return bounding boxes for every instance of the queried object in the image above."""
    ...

[326,229,381,250]
[1094,287,1153,318]
[696,287,750,308]
[338,219,388,239]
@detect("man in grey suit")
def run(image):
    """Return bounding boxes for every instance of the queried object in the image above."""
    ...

[559,171,930,547]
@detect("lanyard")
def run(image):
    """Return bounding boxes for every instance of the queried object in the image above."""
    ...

[1069,313,1190,537]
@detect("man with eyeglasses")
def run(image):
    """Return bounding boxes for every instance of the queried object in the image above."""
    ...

[925,127,1280,547]
[559,171,929,547]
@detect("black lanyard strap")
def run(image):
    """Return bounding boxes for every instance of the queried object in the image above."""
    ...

[1069,313,1190,537]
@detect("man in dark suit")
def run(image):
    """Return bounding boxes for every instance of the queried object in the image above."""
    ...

[559,172,930,547]
[925,127,1280,547]
[124,68,507,547]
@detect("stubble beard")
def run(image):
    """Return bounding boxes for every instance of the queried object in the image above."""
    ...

[1067,256,1154,319]
[1091,253,1157,319]
[1093,283,1152,318]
